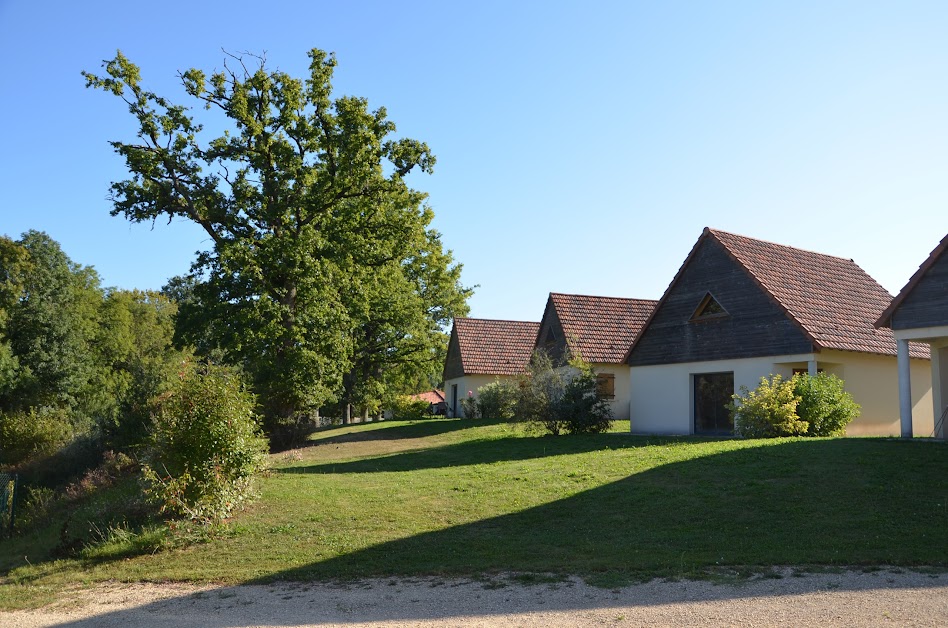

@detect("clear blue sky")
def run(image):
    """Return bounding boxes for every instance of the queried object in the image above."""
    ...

[1,1,945,322]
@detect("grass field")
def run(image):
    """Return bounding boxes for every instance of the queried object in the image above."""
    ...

[1,417,946,608]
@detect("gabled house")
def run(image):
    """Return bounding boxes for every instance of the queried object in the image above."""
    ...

[625,228,932,436]
[876,233,948,439]
[535,292,656,421]
[442,318,540,417]
[411,390,448,416]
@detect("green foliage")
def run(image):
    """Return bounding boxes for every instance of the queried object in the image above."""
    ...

[475,379,519,420]
[460,393,480,419]
[143,363,268,523]
[516,352,613,435]
[389,395,431,421]
[730,375,807,438]
[84,49,471,442]
[730,373,861,438]
[793,373,860,436]
[0,407,74,467]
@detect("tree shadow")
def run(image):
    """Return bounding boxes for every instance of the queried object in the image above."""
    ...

[22,438,947,627]
[300,416,509,449]
[276,431,694,474]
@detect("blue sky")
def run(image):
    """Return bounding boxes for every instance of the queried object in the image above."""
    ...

[1,1,945,322]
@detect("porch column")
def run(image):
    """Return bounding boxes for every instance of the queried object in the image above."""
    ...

[897,339,913,439]
[807,359,818,376]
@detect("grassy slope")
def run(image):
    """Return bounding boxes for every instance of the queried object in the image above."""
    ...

[1,418,946,607]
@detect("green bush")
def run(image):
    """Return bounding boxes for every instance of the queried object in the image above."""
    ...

[730,373,860,438]
[730,375,808,438]
[142,362,268,523]
[476,379,519,420]
[460,393,480,419]
[0,407,73,467]
[793,372,860,436]
[389,395,432,420]
[517,352,613,435]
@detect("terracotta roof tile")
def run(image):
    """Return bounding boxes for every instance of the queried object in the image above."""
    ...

[454,318,540,375]
[708,229,928,359]
[411,390,445,405]
[548,293,657,364]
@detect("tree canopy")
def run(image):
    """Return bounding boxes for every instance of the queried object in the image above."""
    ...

[84,49,471,440]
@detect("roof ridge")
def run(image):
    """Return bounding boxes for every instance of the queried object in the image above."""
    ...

[455,317,540,325]
[706,227,857,263]
[550,292,659,303]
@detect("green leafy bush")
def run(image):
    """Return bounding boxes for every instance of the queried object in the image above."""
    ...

[460,392,480,419]
[729,375,808,438]
[389,395,432,420]
[142,363,268,523]
[516,352,613,435]
[793,372,860,436]
[0,407,73,467]
[730,373,860,438]
[476,379,519,420]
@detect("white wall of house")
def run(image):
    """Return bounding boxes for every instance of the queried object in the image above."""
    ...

[443,374,514,418]
[591,363,631,421]
[629,351,933,436]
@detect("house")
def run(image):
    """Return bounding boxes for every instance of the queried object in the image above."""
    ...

[442,318,540,417]
[875,233,948,439]
[411,390,448,416]
[625,228,932,436]
[534,292,656,421]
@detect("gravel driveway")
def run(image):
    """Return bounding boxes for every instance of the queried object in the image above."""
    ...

[5,568,946,627]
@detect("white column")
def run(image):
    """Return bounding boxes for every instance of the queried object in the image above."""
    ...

[807,359,818,376]
[897,339,913,439]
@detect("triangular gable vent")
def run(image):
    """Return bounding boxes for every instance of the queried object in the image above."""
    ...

[545,327,556,343]
[691,292,728,320]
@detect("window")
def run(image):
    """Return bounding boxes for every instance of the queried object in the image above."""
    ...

[596,373,615,399]
[693,372,734,435]
[691,292,728,321]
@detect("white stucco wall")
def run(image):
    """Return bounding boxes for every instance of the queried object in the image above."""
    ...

[443,374,516,417]
[591,363,631,421]
[629,351,933,437]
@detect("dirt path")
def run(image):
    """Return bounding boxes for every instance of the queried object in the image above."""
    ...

[4,568,946,627]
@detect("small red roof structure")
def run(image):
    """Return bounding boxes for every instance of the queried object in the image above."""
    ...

[411,390,446,405]
[446,318,540,377]
[539,293,656,363]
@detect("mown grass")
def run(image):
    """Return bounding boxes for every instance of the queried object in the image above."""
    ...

[1,417,945,609]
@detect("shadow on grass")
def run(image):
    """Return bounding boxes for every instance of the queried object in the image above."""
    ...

[18,438,947,626]
[277,431,695,474]
[302,416,509,448]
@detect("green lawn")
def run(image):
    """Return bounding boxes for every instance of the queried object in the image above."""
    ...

[1,418,946,608]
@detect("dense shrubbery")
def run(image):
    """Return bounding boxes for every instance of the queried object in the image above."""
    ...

[515,352,613,435]
[793,373,860,436]
[730,373,859,438]
[389,395,432,420]
[475,380,519,420]
[460,393,480,419]
[142,363,268,523]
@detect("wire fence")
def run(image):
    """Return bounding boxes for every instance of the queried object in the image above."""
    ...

[0,472,17,538]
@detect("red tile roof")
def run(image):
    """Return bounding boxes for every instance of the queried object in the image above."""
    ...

[876,232,948,328]
[411,390,446,405]
[707,228,928,359]
[454,318,540,375]
[546,293,657,364]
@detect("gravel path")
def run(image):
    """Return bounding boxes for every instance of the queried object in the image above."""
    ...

[4,569,946,627]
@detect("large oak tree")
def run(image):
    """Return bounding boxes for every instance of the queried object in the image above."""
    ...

[84,49,470,441]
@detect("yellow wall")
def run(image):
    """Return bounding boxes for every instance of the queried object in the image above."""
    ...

[443,374,515,418]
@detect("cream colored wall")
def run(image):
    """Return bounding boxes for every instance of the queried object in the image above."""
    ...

[818,350,933,437]
[443,374,515,417]
[629,354,816,435]
[591,363,631,421]
[629,351,933,436]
